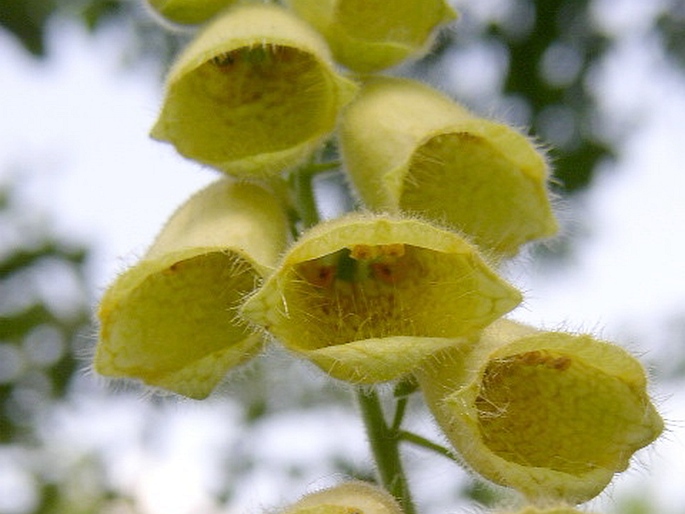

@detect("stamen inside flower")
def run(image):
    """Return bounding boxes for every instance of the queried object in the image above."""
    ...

[289,244,501,349]
[296,244,409,288]
[166,44,336,162]
[350,243,405,260]
[475,350,657,475]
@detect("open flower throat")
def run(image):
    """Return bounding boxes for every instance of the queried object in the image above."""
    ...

[96,251,261,398]
[239,215,522,383]
[291,242,493,349]
[173,44,334,160]
[476,349,657,475]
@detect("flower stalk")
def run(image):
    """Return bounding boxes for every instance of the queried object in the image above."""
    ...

[356,388,416,514]
[289,157,417,514]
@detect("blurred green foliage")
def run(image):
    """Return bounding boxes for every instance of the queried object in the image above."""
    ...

[488,0,612,192]
[657,0,685,68]
[0,185,91,444]
[0,0,118,56]
[0,0,57,56]
[0,183,111,513]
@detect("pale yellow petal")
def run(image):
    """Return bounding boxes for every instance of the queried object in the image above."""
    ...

[340,77,557,257]
[288,0,457,72]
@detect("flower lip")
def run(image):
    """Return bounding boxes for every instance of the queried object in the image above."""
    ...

[161,45,335,159]
[470,335,664,496]
[245,215,521,349]
[402,127,558,256]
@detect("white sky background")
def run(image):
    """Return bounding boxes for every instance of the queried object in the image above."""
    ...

[1,1,685,513]
[0,19,216,290]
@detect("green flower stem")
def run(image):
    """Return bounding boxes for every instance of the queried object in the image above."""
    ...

[292,166,319,229]
[398,430,457,462]
[289,160,339,229]
[391,396,409,432]
[356,388,416,514]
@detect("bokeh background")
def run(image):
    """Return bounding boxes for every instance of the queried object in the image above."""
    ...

[1,0,685,513]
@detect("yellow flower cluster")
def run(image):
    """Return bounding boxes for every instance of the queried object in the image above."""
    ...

[94,0,663,511]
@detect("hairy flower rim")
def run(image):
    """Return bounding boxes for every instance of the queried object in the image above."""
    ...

[151,2,357,175]
[241,215,522,383]
[419,323,663,503]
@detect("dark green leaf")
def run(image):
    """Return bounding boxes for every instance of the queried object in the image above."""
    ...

[0,0,57,56]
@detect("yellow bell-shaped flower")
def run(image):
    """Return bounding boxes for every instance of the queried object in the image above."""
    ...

[287,0,457,72]
[95,179,289,399]
[241,214,522,383]
[145,0,238,25]
[417,319,663,504]
[151,3,358,177]
[339,77,558,258]
[281,482,403,514]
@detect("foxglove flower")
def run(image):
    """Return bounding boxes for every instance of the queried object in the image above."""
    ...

[151,3,357,177]
[339,77,558,257]
[95,179,288,399]
[418,320,663,503]
[241,214,521,383]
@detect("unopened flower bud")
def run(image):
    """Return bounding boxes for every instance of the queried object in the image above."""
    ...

[281,482,403,514]
[241,214,521,383]
[95,179,288,399]
[287,0,457,72]
[339,77,558,258]
[417,319,663,504]
[151,3,357,177]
